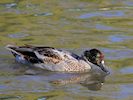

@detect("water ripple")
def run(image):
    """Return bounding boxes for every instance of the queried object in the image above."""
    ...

[5,3,17,8]
[120,67,133,74]
[119,84,133,98]
[124,1,133,6]
[108,35,133,42]
[102,48,133,60]
[95,24,113,30]
[8,33,29,38]
[79,10,125,19]
[34,12,53,17]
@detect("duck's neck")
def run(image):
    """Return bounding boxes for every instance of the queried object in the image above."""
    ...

[81,55,88,62]
[81,55,94,66]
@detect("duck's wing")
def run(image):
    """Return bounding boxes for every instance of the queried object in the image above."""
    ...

[6,44,34,56]
[34,47,80,64]
[6,45,79,64]
[6,44,43,63]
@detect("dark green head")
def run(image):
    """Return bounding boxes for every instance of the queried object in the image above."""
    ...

[84,49,109,74]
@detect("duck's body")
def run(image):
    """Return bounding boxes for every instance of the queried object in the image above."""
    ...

[6,45,109,74]
[6,45,92,72]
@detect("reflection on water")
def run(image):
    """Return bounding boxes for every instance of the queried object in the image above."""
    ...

[120,67,133,74]
[108,35,133,42]
[119,84,133,99]
[95,24,113,30]
[102,48,133,60]
[0,96,21,100]
[0,3,17,8]
[5,3,17,8]
[34,12,53,17]
[124,1,133,6]
[79,10,125,19]
[8,33,29,38]
[50,72,106,91]
[0,67,107,93]
[0,0,133,100]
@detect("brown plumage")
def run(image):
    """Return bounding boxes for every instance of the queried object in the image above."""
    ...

[5,44,109,74]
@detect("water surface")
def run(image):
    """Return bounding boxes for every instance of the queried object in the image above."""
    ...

[0,0,133,100]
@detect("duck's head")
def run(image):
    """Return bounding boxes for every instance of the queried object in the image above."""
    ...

[83,49,110,74]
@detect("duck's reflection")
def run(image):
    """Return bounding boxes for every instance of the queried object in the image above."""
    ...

[50,72,107,91]
[80,74,105,91]
[18,66,108,91]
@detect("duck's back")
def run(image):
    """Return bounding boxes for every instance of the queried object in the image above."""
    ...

[34,48,91,72]
[6,45,91,72]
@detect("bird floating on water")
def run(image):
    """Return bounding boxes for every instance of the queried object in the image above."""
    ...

[6,44,109,74]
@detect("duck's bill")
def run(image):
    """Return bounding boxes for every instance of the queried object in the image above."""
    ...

[99,63,110,75]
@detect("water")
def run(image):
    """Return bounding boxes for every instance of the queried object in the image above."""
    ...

[78,10,125,19]
[0,0,133,100]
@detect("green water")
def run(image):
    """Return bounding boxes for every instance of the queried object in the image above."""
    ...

[0,0,133,100]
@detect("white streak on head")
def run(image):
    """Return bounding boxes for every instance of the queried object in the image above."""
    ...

[101,60,104,64]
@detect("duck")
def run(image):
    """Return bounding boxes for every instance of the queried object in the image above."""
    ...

[5,44,109,74]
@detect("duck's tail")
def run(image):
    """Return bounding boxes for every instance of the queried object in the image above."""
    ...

[5,44,21,56]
